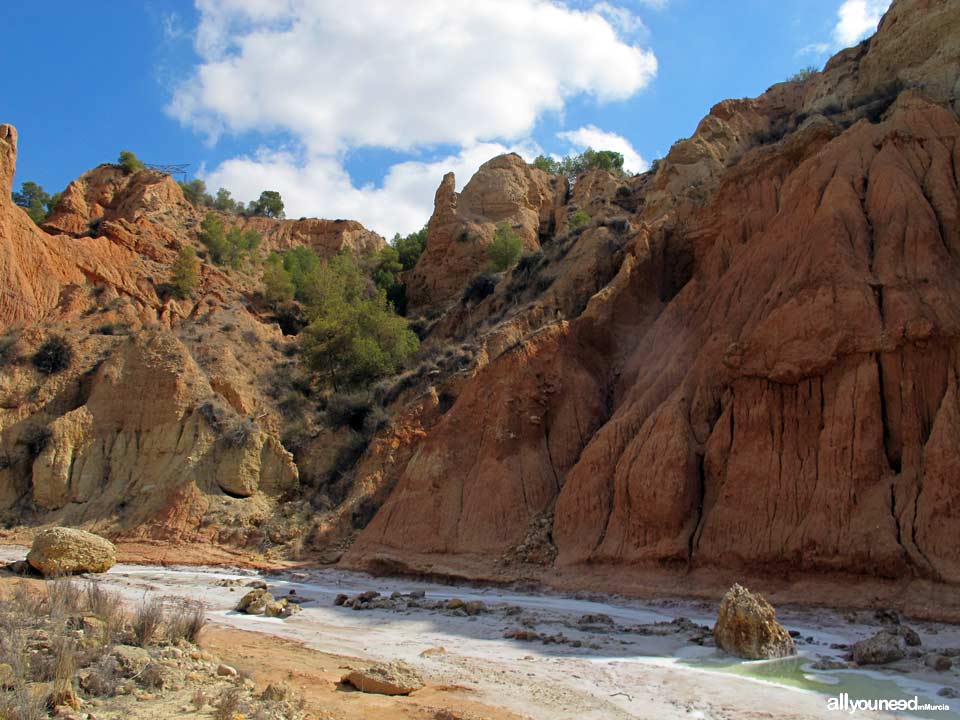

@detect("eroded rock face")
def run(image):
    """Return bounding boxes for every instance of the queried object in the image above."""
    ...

[713,585,795,660]
[406,154,567,308]
[21,331,298,535]
[347,0,960,590]
[233,216,385,257]
[26,527,117,575]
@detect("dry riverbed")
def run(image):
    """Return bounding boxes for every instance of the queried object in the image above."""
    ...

[1,546,958,720]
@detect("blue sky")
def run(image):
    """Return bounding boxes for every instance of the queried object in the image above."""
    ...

[2,0,890,236]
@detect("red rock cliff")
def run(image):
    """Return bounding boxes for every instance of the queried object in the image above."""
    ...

[346,0,960,589]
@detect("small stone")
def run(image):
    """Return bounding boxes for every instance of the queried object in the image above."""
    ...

[217,664,238,677]
[926,655,953,672]
[899,626,922,647]
[260,682,290,701]
[445,598,465,610]
[334,593,348,606]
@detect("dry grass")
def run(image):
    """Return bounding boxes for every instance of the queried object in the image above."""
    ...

[167,600,206,643]
[47,577,83,619]
[85,582,123,644]
[191,686,210,711]
[214,687,248,720]
[0,684,46,720]
[133,597,165,647]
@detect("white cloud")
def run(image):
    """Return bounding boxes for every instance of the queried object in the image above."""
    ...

[175,0,658,239]
[557,124,647,173]
[171,0,658,154]
[201,142,540,237]
[796,42,831,57]
[833,0,890,47]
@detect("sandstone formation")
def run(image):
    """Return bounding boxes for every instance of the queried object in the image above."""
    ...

[713,584,795,660]
[341,661,424,696]
[3,0,960,612]
[233,216,385,258]
[236,588,274,615]
[26,527,117,575]
[346,0,960,594]
[406,154,567,308]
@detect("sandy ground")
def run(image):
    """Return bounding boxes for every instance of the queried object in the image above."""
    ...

[2,546,958,720]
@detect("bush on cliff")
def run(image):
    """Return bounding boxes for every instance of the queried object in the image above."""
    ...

[247,190,285,219]
[117,150,146,174]
[32,336,73,375]
[533,148,627,179]
[199,212,261,268]
[179,179,213,208]
[300,253,419,389]
[169,246,200,299]
[12,181,59,225]
[487,222,523,272]
[262,247,419,389]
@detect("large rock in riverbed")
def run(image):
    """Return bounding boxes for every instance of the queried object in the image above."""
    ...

[341,661,424,696]
[852,631,906,665]
[714,584,795,660]
[26,527,116,576]
[236,588,274,615]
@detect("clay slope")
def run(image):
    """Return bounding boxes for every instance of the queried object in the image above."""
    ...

[347,0,960,587]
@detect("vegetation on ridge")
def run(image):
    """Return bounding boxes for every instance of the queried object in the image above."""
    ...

[533,148,627,179]
[11,181,60,225]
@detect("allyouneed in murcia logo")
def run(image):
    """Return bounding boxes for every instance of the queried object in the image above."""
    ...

[827,693,951,715]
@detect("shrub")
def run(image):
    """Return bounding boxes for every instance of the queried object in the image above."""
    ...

[247,190,284,218]
[47,579,83,619]
[392,226,427,270]
[224,417,258,448]
[649,158,663,174]
[92,323,130,336]
[167,602,205,643]
[133,597,165,647]
[326,391,373,431]
[487,223,523,272]
[199,212,261,268]
[32,336,73,374]
[532,148,627,180]
[12,181,58,225]
[117,150,145,174]
[213,188,243,213]
[169,246,200,299]
[461,273,498,305]
[179,179,213,208]
[568,209,590,231]
[301,254,419,389]
[0,333,19,366]
[787,66,819,83]
[214,688,247,720]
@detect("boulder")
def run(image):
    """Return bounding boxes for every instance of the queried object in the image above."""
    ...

[926,654,953,672]
[264,598,301,618]
[110,645,152,678]
[713,584,796,659]
[235,588,274,615]
[852,631,906,665]
[341,661,424,696]
[26,528,116,576]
